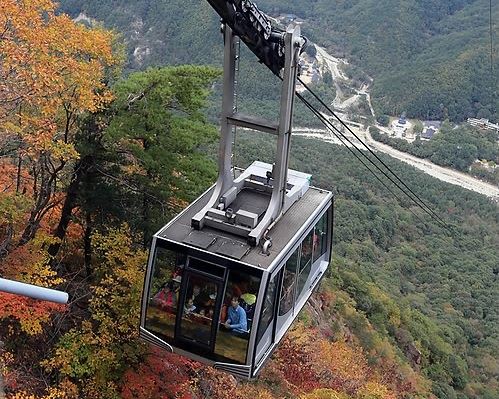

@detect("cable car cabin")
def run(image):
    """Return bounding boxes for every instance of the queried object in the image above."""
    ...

[140,161,333,379]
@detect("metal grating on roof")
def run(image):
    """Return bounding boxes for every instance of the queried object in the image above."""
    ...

[183,230,217,249]
[214,237,251,260]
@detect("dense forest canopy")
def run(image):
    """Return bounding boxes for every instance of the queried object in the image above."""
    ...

[58,0,498,121]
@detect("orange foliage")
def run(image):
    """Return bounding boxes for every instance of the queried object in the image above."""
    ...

[271,324,398,399]
[315,340,369,392]
[6,379,79,399]
[0,0,117,253]
[0,292,63,335]
[273,330,322,391]
[0,0,115,139]
[301,389,351,399]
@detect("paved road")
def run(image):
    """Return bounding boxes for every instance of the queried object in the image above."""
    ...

[361,128,499,200]
[294,127,499,201]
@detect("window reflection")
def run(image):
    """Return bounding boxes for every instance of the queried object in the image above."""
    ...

[279,248,299,316]
[215,269,261,364]
[145,247,186,341]
[297,229,314,300]
[256,274,278,343]
[313,212,328,262]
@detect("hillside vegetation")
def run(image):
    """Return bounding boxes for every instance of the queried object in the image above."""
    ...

[1,2,498,399]
[59,0,498,121]
[233,132,499,399]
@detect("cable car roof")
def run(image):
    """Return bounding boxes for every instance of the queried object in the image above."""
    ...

[155,178,332,271]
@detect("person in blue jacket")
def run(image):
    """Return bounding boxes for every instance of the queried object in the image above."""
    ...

[224,296,247,335]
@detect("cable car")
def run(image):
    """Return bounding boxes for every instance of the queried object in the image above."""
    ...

[140,19,334,379]
[140,161,333,378]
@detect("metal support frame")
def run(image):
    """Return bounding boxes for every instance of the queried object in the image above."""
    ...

[192,24,303,247]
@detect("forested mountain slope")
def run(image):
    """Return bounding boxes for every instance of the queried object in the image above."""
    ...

[59,0,498,121]
[2,2,498,399]
[233,132,499,399]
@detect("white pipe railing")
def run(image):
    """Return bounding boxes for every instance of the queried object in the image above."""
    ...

[0,278,68,304]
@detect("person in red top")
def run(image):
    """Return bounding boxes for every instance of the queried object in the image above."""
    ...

[153,281,178,310]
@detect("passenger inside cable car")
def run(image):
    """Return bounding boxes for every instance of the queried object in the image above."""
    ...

[145,248,262,364]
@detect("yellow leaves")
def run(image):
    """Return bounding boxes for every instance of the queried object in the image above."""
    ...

[0,192,32,226]
[0,350,14,380]
[0,121,23,135]
[47,140,80,162]
[279,323,399,399]
[318,340,369,383]
[44,225,147,394]
[7,379,79,399]
[20,233,64,288]
[0,0,118,182]
[301,389,352,399]
[238,385,276,399]
[0,291,60,335]
[356,382,394,399]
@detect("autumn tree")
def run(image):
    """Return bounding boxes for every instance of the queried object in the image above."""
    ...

[46,65,221,270]
[43,226,147,399]
[0,0,115,255]
[0,2,116,394]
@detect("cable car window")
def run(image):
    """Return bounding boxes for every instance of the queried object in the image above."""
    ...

[256,273,279,344]
[279,248,299,316]
[300,230,313,272]
[188,257,225,279]
[145,247,186,341]
[178,274,218,347]
[313,212,328,262]
[297,229,314,300]
[215,270,261,364]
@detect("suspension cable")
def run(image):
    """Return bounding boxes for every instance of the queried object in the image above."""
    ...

[296,92,448,229]
[298,77,448,228]
[297,93,431,226]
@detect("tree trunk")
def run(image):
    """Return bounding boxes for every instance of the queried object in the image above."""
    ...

[47,155,93,258]
[84,211,92,277]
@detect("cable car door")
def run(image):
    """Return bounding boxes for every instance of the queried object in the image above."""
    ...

[175,259,225,353]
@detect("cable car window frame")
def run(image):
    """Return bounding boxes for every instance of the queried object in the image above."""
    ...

[313,211,329,263]
[143,245,186,342]
[175,256,226,353]
[144,238,264,364]
[296,228,315,302]
[175,270,223,350]
[278,247,299,317]
[255,269,282,359]
[215,268,261,365]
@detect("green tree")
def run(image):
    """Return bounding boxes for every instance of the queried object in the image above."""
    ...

[377,115,390,127]
[412,120,423,136]
[103,66,220,242]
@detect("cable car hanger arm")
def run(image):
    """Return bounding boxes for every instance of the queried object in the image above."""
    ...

[205,0,306,75]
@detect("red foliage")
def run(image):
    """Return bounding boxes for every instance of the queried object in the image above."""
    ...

[0,292,64,335]
[121,347,199,399]
[273,334,322,392]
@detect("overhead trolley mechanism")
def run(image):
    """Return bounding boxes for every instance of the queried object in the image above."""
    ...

[191,24,306,247]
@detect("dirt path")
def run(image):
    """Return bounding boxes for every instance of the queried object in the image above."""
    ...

[315,46,354,109]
